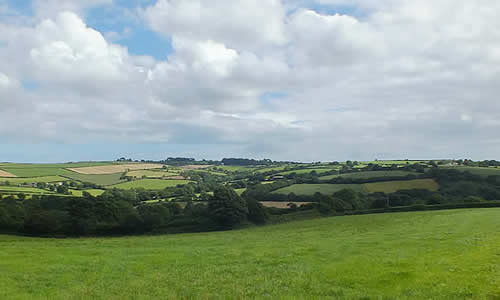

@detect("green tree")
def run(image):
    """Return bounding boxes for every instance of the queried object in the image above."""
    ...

[246,198,268,225]
[208,186,248,228]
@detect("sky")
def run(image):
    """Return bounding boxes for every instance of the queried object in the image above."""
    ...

[0,0,499,163]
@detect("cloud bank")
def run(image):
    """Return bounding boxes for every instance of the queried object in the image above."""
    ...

[1,0,499,161]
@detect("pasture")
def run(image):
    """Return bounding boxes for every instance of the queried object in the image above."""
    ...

[62,173,126,186]
[319,170,417,180]
[109,179,192,190]
[364,179,439,193]
[69,189,105,197]
[279,168,337,176]
[0,209,498,299]
[188,169,227,176]
[1,176,66,185]
[274,184,366,195]
[0,165,75,177]
[126,170,178,178]
[445,166,500,177]
[0,186,55,194]
[212,165,257,172]
[274,179,440,195]
[67,163,163,175]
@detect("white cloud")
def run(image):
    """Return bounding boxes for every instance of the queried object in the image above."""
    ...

[143,0,287,51]
[1,0,500,161]
[0,72,11,88]
[29,12,130,83]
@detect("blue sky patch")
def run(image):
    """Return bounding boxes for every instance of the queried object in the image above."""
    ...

[85,1,173,59]
[21,79,40,91]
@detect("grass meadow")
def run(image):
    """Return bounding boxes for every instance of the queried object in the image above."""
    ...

[0,186,56,194]
[445,166,500,177]
[279,168,338,176]
[0,208,498,299]
[364,179,439,193]
[62,173,126,186]
[109,179,192,190]
[1,176,67,185]
[69,189,106,197]
[319,170,416,180]
[274,179,439,196]
[274,183,366,195]
[0,162,110,177]
[126,170,179,178]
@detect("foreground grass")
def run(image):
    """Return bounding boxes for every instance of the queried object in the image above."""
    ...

[1,208,499,299]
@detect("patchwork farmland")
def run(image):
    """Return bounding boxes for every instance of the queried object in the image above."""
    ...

[0,170,16,177]
[67,163,163,175]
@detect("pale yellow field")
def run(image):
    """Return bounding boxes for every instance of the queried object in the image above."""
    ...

[67,164,163,175]
[0,169,17,177]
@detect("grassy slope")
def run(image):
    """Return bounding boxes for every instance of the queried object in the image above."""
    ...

[126,170,179,178]
[319,170,416,180]
[274,183,366,195]
[0,186,55,194]
[0,162,111,177]
[0,176,67,184]
[62,173,126,186]
[364,179,439,193]
[279,168,337,176]
[444,166,500,177]
[108,179,192,190]
[274,179,439,196]
[0,209,499,299]
[69,189,105,197]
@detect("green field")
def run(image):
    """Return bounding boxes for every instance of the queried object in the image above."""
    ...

[254,165,296,173]
[191,169,228,176]
[320,170,417,180]
[109,179,192,190]
[126,170,179,178]
[0,176,67,185]
[274,184,366,195]
[274,179,439,195]
[364,179,440,193]
[444,166,500,177]
[0,162,111,177]
[235,188,246,195]
[69,189,106,197]
[361,160,429,165]
[62,173,126,186]
[279,168,337,176]
[212,166,257,172]
[0,186,55,194]
[0,209,498,298]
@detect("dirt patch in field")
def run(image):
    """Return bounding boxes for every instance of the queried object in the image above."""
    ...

[260,202,313,209]
[67,164,163,175]
[0,169,17,177]
[181,165,213,170]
